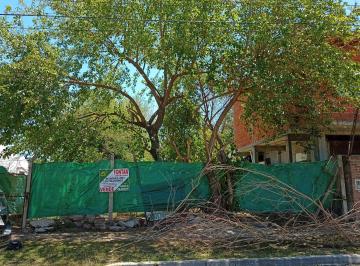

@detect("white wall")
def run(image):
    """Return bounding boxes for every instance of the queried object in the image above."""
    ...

[0,146,28,174]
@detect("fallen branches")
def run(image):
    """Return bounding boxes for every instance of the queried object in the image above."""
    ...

[119,162,360,251]
[120,202,360,252]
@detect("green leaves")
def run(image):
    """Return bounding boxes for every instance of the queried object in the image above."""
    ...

[0,0,357,162]
[222,0,359,135]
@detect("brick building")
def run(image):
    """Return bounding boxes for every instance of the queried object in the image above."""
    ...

[234,104,359,163]
[348,156,360,207]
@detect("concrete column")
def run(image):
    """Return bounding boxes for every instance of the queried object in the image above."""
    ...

[250,146,257,163]
[287,137,293,163]
[318,135,329,161]
[284,142,290,163]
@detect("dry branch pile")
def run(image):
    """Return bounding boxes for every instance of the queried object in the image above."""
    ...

[122,162,360,251]
[124,204,360,251]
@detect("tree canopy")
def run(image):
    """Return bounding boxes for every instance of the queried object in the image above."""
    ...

[0,0,358,163]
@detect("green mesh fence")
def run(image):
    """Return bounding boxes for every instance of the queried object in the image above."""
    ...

[28,160,208,218]
[0,166,26,214]
[27,159,338,218]
[234,160,338,213]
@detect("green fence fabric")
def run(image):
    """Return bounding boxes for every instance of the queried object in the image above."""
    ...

[113,161,208,212]
[0,166,25,214]
[28,160,208,218]
[28,159,337,218]
[234,160,337,213]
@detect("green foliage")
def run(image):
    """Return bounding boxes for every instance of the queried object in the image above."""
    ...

[0,20,150,161]
[222,0,358,134]
[0,0,357,164]
[161,96,205,162]
[0,22,70,158]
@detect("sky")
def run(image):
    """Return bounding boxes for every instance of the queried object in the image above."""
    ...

[0,0,358,159]
[0,0,357,94]
[0,0,358,29]
[1,0,359,14]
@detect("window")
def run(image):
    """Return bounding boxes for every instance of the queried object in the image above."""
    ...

[355,179,360,192]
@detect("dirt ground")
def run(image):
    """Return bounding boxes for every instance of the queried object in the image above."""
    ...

[12,227,142,243]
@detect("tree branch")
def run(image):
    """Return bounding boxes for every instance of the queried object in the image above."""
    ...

[105,39,162,105]
[207,89,244,160]
[125,56,162,105]
[67,78,147,127]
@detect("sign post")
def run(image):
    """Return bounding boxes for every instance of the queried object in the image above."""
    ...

[99,155,130,221]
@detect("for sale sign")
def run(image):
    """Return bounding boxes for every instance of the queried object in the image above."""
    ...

[99,168,130,192]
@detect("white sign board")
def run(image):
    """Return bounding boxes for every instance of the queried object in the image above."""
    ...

[99,168,129,192]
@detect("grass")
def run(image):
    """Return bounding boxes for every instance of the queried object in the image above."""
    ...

[1,233,360,266]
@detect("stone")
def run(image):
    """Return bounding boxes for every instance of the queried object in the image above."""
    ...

[117,221,126,227]
[106,221,115,226]
[83,223,92,230]
[119,218,139,228]
[94,223,106,230]
[94,217,106,224]
[30,219,55,228]
[146,211,168,222]
[69,215,84,222]
[34,228,47,233]
[74,221,84,228]
[85,215,96,223]
[108,225,125,232]
[95,224,106,230]
[62,217,73,224]
[34,226,54,233]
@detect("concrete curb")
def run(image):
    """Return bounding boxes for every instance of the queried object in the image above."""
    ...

[108,254,360,266]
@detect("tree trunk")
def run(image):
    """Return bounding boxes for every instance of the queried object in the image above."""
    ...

[207,171,222,207]
[147,128,160,161]
[217,148,234,209]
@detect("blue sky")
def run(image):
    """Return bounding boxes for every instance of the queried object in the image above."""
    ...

[1,0,358,27]
[0,0,358,114]
[1,0,359,13]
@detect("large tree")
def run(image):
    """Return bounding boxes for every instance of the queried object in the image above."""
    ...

[204,0,358,159]
[0,1,357,203]
[29,0,227,160]
[156,0,359,205]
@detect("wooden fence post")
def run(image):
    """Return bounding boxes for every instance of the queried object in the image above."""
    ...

[338,155,349,214]
[108,154,115,222]
[22,157,34,231]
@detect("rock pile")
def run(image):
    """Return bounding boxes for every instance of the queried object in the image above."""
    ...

[29,216,143,233]
[30,219,55,233]
[66,215,141,231]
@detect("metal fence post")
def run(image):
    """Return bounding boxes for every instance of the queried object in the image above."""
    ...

[22,157,34,231]
[108,154,115,222]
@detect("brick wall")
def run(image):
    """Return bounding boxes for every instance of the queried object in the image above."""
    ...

[349,155,360,205]
[233,101,253,148]
[332,106,357,122]
[233,100,357,150]
[233,100,272,150]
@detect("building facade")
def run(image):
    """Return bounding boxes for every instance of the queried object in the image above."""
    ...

[234,103,359,164]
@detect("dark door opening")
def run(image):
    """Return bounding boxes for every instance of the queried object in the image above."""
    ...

[326,135,360,155]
